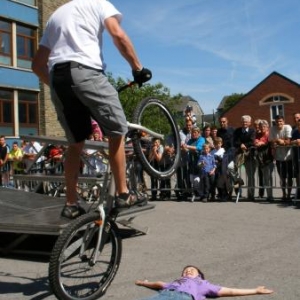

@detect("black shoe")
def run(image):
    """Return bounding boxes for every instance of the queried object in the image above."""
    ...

[160,193,170,201]
[61,204,86,219]
[234,178,244,187]
[200,196,207,202]
[175,192,184,201]
[115,191,148,209]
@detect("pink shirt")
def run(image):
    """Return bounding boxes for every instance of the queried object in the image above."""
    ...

[255,131,269,145]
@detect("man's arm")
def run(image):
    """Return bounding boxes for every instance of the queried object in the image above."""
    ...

[245,129,256,149]
[32,45,51,85]
[233,128,241,149]
[104,16,142,71]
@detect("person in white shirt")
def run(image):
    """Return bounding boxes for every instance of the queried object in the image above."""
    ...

[32,0,152,219]
[269,115,293,200]
[22,140,43,172]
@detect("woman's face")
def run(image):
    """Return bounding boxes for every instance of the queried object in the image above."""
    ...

[191,130,200,138]
[153,139,160,147]
[211,129,217,136]
[204,128,211,136]
[182,266,200,278]
[259,124,268,134]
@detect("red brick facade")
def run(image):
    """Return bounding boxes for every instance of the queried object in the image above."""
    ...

[222,72,300,128]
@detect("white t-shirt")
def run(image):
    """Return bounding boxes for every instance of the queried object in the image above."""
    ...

[23,141,44,169]
[211,147,225,159]
[40,0,122,71]
[269,124,292,161]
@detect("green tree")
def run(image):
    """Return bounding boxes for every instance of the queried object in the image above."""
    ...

[223,93,244,111]
[108,74,181,123]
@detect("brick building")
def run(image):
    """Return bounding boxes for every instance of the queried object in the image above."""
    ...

[36,0,66,137]
[220,71,300,128]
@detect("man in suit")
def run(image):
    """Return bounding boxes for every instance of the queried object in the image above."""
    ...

[233,115,256,201]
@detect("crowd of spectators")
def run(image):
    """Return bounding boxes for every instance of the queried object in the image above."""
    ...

[0,119,108,190]
[0,136,64,189]
[147,109,300,203]
[2,112,300,204]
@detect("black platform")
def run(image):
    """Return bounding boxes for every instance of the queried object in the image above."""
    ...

[0,187,154,235]
[0,133,155,254]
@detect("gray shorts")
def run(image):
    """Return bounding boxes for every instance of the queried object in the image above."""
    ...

[50,61,128,143]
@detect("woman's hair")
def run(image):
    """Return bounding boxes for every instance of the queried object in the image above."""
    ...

[254,119,262,127]
[203,125,211,132]
[181,265,205,279]
[259,119,269,127]
[191,126,200,133]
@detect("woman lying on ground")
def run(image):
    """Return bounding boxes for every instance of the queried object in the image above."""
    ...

[135,265,273,300]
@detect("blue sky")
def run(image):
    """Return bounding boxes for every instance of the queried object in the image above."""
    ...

[103,0,300,114]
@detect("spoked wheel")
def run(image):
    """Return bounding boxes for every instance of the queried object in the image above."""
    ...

[131,97,181,178]
[49,212,122,300]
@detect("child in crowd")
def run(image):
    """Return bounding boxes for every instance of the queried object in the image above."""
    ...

[197,143,216,202]
[149,138,164,200]
[135,265,273,300]
[210,137,227,201]
[184,105,197,126]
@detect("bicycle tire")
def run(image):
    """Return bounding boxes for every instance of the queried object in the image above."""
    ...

[49,212,122,300]
[132,97,181,178]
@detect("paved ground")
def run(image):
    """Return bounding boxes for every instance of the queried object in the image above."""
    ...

[0,198,299,300]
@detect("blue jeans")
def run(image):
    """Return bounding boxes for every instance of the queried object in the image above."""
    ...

[141,290,193,300]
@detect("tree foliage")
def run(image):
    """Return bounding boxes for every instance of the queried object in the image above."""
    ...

[107,73,182,123]
[223,93,245,111]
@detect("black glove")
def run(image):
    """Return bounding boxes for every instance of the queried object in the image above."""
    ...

[132,68,152,87]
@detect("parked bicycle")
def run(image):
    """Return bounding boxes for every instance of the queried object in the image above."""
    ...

[48,81,181,300]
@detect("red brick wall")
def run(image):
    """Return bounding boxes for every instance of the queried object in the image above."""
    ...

[222,73,300,128]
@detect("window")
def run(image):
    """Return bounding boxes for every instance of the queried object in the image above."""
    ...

[270,104,284,125]
[0,89,13,124]
[264,95,289,103]
[0,18,37,69]
[17,24,36,68]
[0,20,12,66]
[18,91,38,124]
[0,88,38,136]
[259,93,292,125]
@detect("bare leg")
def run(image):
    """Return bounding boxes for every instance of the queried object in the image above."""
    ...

[3,171,9,186]
[108,135,128,195]
[64,141,85,205]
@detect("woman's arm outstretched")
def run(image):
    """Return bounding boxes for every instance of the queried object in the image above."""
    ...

[218,286,273,297]
[135,280,165,290]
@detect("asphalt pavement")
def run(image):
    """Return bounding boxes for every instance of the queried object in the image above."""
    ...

[0,199,300,300]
